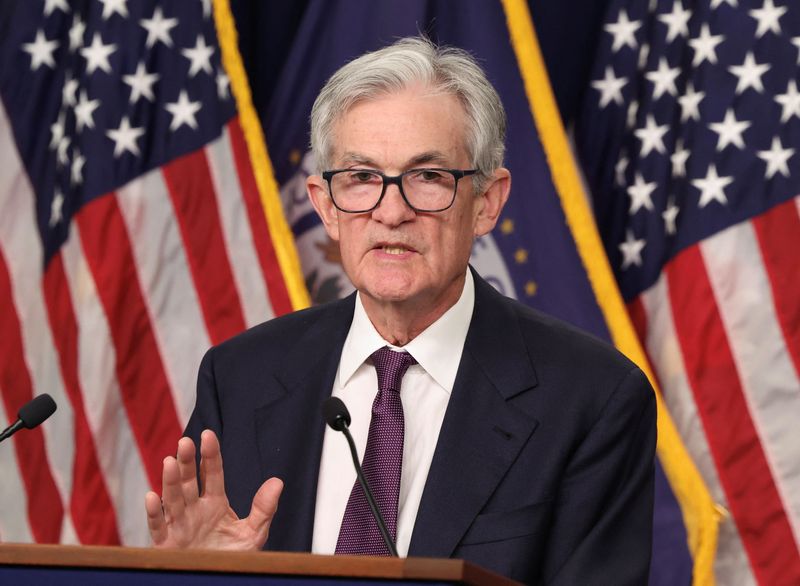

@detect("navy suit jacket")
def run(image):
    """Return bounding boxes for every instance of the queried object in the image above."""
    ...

[185,271,656,584]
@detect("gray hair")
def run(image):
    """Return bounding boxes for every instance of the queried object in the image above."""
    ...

[309,36,506,190]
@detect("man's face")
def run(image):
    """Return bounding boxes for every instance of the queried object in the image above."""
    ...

[308,87,507,316]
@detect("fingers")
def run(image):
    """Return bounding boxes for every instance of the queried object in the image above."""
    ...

[145,491,167,546]
[199,429,226,497]
[176,436,199,506]
[246,477,284,540]
[161,456,185,521]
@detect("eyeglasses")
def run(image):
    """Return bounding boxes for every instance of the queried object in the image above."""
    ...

[321,168,478,213]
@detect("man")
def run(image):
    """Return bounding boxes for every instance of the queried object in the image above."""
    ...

[145,37,655,584]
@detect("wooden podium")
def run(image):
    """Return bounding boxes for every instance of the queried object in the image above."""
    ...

[0,543,521,585]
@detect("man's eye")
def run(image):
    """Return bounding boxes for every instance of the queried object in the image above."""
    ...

[416,170,445,181]
[349,171,379,183]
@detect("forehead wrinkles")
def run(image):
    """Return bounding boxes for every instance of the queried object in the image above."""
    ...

[328,91,469,168]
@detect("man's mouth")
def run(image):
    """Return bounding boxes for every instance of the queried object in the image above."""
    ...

[382,245,410,255]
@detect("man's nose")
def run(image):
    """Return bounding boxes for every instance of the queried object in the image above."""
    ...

[371,183,415,225]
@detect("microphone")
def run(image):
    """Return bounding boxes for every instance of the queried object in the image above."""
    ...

[0,394,57,444]
[322,397,398,557]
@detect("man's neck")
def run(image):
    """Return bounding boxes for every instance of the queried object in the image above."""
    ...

[359,273,467,346]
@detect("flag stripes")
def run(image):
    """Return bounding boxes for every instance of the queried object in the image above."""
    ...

[163,150,248,346]
[206,125,274,328]
[0,99,292,544]
[632,197,800,585]
[226,118,294,317]
[752,200,800,378]
[76,196,184,491]
[42,254,121,546]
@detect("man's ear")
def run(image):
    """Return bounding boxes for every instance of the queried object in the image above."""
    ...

[307,175,340,241]
[474,168,511,237]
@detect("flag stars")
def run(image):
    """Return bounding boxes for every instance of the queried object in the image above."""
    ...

[658,1,692,43]
[671,139,690,177]
[216,71,231,100]
[689,24,724,67]
[615,153,629,186]
[775,81,800,123]
[74,90,100,132]
[619,230,646,269]
[709,109,751,151]
[56,134,71,166]
[524,281,538,297]
[50,112,66,150]
[728,52,770,94]
[140,7,178,49]
[500,218,514,235]
[757,137,794,179]
[604,9,641,52]
[748,0,786,38]
[71,151,86,185]
[198,0,212,18]
[22,30,59,71]
[692,164,733,207]
[123,62,159,103]
[81,33,117,75]
[645,58,680,100]
[44,0,69,16]
[106,116,145,157]
[182,35,215,77]
[49,190,64,227]
[634,114,669,156]
[62,75,79,107]
[678,82,704,122]
[627,173,657,215]
[662,200,680,235]
[711,0,737,7]
[592,66,627,108]
[165,91,202,131]
[792,38,800,65]
[514,248,528,264]
[68,15,86,52]
[98,0,129,20]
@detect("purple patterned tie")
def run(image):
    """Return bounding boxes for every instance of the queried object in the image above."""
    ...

[335,347,417,556]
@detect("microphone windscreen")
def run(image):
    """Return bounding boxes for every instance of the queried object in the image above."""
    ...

[322,397,351,431]
[18,394,57,429]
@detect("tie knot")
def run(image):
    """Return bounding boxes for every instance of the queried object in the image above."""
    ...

[371,347,416,393]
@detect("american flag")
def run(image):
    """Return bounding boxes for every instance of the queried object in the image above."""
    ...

[0,0,303,545]
[576,0,800,583]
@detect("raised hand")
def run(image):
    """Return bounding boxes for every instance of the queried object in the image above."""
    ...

[145,429,283,550]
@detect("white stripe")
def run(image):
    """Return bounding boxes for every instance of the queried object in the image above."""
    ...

[206,126,275,326]
[60,231,150,546]
[0,398,34,543]
[640,276,756,585]
[0,102,73,540]
[117,174,210,426]
[701,221,800,548]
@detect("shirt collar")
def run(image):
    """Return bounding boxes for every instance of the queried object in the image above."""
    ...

[338,269,475,393]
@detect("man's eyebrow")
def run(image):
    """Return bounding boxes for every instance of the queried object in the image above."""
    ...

[335,151,453,170]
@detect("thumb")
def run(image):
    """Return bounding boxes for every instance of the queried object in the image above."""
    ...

[245,477,284,542]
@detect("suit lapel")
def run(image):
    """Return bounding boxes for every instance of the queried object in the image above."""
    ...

[254,295,355,552]
[409,274,540,557]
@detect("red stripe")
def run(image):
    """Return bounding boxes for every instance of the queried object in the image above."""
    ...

[75,195,182,491]
[0,248,63,542]
[666,245,800,585]
[228,118,294,316]
[162,148,247,344]
[42,253,121,545]
[752,199,800,379]
[627,296,648,343]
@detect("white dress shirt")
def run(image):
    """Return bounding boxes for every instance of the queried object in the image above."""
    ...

[311,269,475,556]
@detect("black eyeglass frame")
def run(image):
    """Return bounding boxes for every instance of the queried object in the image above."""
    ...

[321,168,478,214]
